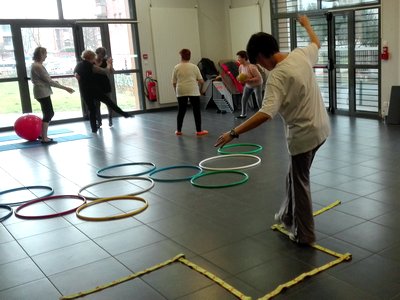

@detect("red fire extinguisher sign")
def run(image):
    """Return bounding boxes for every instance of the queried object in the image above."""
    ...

[381,41,389,60]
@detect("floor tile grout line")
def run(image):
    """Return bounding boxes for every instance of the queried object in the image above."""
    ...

[0,222,64,296]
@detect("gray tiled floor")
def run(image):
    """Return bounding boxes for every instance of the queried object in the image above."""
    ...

[1,109,400,299]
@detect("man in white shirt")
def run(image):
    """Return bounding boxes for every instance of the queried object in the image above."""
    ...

[215,15,330,245]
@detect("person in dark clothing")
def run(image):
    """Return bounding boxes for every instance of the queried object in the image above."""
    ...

[94,47,114,128]
[74,50,130,133]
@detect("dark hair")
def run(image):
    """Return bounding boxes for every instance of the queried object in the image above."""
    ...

[246,32,280,64]
[236,50,248,60]
[95,47,107,57]
[33,47,46,62]
[180,49,191,61]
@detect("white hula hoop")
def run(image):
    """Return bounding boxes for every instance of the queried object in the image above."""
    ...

[78,176,155,200]
[199,154,261,171]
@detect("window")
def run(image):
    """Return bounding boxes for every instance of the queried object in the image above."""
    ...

[0,0,141,129]
[271,0,380,115]
[0,25,17,79]
[322,0,379,9]
[109,24,140,111]
[0,0,58,19]
[61,0,130,19]
[272,0,379,13]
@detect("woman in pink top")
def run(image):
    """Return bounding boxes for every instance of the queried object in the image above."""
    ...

[236,50,263,118]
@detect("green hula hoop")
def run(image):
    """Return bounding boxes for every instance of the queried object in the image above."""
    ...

[218,143,263,155]
[190,170,249,188]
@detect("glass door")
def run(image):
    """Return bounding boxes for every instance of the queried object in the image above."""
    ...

[272,2,380,117]
[21,26,81,121]
[331,8,380,115]
[353,8,379,113]
[0,24,21,128]
[333,13,350,112]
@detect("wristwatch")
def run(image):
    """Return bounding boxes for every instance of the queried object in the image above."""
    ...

[229,129,239,138]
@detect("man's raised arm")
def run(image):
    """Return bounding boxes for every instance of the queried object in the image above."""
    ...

[298,15,321,49]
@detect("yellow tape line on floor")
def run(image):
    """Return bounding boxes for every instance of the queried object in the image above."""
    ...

[265,200,353,299]
[259,252,352,300]
[178,256,252,300]
[271,199,347,258]
[60,253,250,300]
[60,254,185,300]
[60,200,350,300]
[271,224,348,259]
[313,199,341,217]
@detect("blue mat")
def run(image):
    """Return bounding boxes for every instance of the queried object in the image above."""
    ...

[0,128,73,142]
[0,134,92,152]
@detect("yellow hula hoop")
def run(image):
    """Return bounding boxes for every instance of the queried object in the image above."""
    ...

[76,196,148,221]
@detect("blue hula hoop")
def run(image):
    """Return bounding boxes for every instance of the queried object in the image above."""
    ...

[0,185,54,207]
[148,165,202,182]
[97,162,156,178]
[0,205,13,222]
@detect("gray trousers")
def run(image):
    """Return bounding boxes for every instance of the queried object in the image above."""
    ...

[277,142,324,244]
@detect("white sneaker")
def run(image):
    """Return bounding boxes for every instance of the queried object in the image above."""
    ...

[274,213,291,230]
[274,213,281,223]
[288,233,315,246]
[288,233,298,243]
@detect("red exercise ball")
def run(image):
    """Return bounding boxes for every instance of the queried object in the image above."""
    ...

[14,114,42,141]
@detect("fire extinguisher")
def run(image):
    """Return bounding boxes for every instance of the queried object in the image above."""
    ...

[381,41,389,60]
[144,76,157,101]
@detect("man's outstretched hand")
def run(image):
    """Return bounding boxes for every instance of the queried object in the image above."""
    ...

[214,132,233,148]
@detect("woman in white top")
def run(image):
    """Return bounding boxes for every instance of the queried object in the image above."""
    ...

[172,49,207,136]
[31,47,74,143]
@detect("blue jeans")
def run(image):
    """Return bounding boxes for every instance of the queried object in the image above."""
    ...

[240,85,263,116]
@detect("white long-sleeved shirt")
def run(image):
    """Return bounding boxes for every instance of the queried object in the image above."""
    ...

[31,62,65,99]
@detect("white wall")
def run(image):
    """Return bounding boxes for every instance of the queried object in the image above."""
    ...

[381,0,400,116]
[136,0,231,107]
[228,0,271,32]
[223,0,272,59]
[197,0,230,63]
